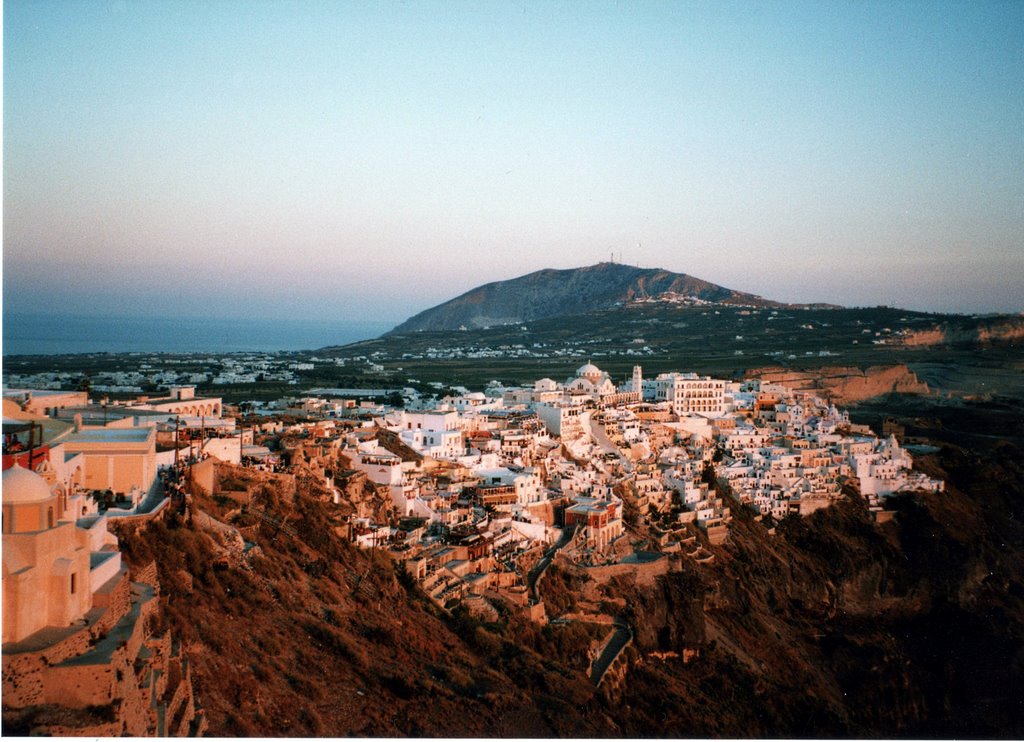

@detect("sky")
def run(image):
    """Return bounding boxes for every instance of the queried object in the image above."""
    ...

[4,0,1023,323]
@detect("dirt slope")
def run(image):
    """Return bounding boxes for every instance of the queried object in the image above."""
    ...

[114,422,1024,737]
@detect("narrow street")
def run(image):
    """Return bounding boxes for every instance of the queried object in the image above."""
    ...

[526,524,579,600]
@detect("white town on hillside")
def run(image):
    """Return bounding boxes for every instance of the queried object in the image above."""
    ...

[4,361,943,633]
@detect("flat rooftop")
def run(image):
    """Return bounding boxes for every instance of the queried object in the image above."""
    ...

[58,405,171,420]
[3,389,83,398]
[141,394,218,404]
[67,428,154,443]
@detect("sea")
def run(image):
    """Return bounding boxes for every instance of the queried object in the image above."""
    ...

[1,312,396,356]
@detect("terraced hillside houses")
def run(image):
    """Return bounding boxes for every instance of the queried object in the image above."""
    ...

[237,362,942,619]
[5,359,943,650]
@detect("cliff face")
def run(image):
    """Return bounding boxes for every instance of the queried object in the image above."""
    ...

[627,566,707,653]
[388,262,773,334]
[752,364,929,403]
[901,316,1024,347]
[609,435,1024,737]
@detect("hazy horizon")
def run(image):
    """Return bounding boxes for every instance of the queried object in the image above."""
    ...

[5,0,1023,323]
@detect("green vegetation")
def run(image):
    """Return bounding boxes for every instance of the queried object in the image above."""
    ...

[5,303,1022,404]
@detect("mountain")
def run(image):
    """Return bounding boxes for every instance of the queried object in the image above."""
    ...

[387,262,786,335]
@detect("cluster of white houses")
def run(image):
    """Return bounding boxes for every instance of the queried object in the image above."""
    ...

[312,362,941,610]
[3,364,944,696]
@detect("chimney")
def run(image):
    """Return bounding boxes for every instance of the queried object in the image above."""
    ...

[74,413,83,432]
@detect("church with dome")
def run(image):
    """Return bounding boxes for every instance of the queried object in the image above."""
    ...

[564,362,641,407]
[2,451,203,734]
[2,463,113,645]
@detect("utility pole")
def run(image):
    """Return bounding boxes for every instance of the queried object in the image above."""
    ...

[27,422,38,470]
[174,416,180,468]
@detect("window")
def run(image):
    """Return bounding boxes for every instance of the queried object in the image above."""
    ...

[47,507,55,529]
[70,573,77,594]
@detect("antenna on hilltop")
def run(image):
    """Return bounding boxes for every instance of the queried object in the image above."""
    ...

[609,250,614,264]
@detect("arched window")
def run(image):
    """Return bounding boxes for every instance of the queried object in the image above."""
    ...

[47,507,55,528]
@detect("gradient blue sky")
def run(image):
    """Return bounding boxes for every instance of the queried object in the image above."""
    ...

[5,0,1023,322]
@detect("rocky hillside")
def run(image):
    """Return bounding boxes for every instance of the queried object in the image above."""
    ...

[900,315,1024,347]
[387,262,780,334]
[751,364,930,404]
[112,466,613,736]
[108,402,1024,737]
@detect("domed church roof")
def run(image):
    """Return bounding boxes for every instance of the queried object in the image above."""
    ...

[577,362,602,380]
[2,463,54,505]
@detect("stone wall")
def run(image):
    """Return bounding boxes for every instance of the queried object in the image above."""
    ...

[3,561,200,737]
[93,568,133,624]
[44,662,115,708]
[108,497,170,524]
[704,524,729,545]
[164,653,195,736]
[527,600,547,623]
[2,604,112,708]
[489,570,521,589]
[131,560,159,587]
[584,556,671,587]
[32,716,122,737]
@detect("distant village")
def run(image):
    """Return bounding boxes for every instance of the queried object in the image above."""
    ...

[2,358,943,734]
[2,305,921,397]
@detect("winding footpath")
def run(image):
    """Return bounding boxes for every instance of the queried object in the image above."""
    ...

[590,621,633,686]
[526,523,579,601]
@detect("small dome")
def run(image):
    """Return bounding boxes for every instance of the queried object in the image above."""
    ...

[2,464,54,505]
